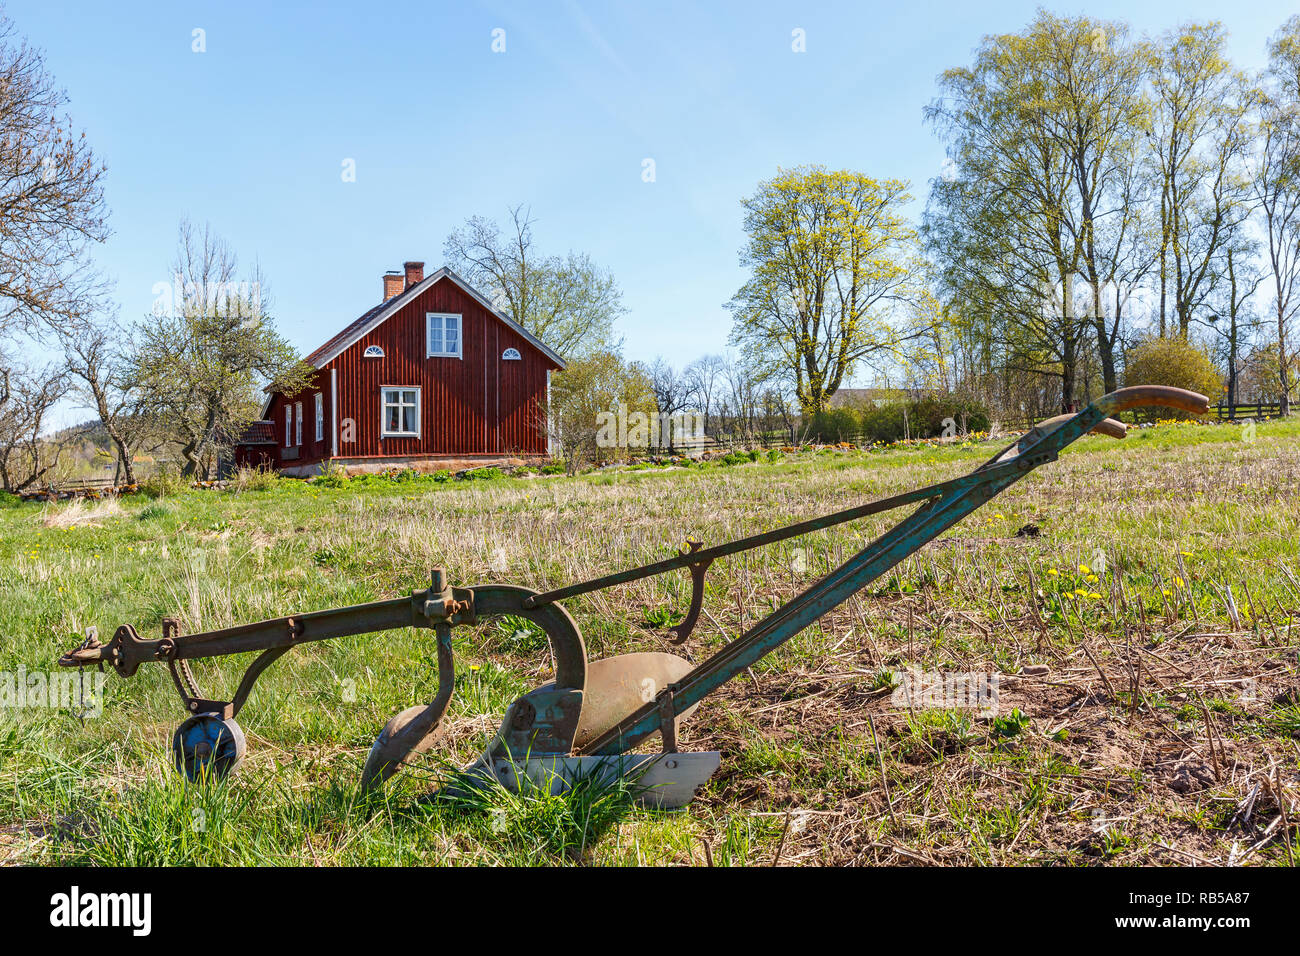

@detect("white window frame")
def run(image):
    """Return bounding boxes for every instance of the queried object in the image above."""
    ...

[295,401,303,446]
[363,345,384,358]
[314,392,324,442]
[426,313,462,359]
[380,386,421,438]
[285,405,292,447]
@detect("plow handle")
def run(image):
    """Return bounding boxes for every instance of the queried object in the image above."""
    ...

[1097,385,1211,417]
[1033,414,1127,439]
[1029,386,1211,441]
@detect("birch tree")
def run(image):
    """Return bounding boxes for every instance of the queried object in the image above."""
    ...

[1254,15,1300,413]
[728,166,920,415]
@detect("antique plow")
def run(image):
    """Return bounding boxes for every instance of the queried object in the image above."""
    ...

[58,386,1209,808]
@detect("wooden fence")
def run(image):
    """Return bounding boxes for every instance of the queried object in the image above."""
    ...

[1214,402,1283,421]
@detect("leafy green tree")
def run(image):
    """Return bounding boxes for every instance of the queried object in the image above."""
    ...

[1145,22,1255,337]
[727,166,920,416]
[1254,15,1300,415]
[546,350,656,473]
[926,13,1148,408]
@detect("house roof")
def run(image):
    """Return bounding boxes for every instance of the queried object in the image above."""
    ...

[236,420,277,445]
[303,267,567,370]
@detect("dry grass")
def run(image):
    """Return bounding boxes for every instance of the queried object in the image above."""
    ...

[38,496,123,529]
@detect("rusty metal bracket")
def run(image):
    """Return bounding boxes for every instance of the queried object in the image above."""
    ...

[657,689,679,753]
[667,540,713,644]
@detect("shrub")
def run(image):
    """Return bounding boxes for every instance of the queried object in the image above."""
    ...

[231,465,282,492]
[463,466,503,481]
[859,402,908,443]
[539,462,566,475]
[1124,336,1224,420]
[907,394,990,437]
[856,395,990,444]
[806,407,860,443]
[312,461,349,488]
[0,490,20,508]
[139,471,189,498]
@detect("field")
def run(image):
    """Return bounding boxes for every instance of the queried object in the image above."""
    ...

[2,419,1299,866]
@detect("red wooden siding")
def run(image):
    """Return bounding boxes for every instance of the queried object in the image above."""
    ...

[241,368,334,469]
[243,274,555,469]
[326,277,552,459]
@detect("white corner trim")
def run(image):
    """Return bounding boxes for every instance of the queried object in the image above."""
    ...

[330,368,339,457]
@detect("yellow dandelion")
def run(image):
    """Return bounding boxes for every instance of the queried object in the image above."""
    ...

[1078,563,1091,574]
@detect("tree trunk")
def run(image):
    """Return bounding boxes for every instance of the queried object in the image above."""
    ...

[1226,252,1238,410]
[1279,298,1291,417]
[108,427,136,485]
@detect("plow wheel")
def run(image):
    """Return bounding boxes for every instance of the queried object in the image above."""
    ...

[172,713,246,782]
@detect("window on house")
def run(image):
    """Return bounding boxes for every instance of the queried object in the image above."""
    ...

[295,401,303,446]
[363,345,384,357]
[314,393,324,442]
[381,387,420,437]
[285,406,291,447]
[427,313,462,358]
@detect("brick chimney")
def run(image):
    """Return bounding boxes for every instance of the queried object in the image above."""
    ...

[403,261,425,289]
[382,271,403,301]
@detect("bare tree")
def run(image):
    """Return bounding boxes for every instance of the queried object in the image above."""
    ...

[683,353,726,435]
[0,12,108,378]
[132,221,309,476]
[444,205,625,358]
[1254,16,1300,415]
[62,317,158,484]
[720,354,770,446]
[0,361,67,492]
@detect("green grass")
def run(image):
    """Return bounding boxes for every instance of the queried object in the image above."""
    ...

[2,417,1299,865]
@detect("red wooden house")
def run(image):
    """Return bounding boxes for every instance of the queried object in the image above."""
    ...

[234,261,565,475]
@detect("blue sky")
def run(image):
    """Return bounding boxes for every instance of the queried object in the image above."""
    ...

[8,0,1296,421]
